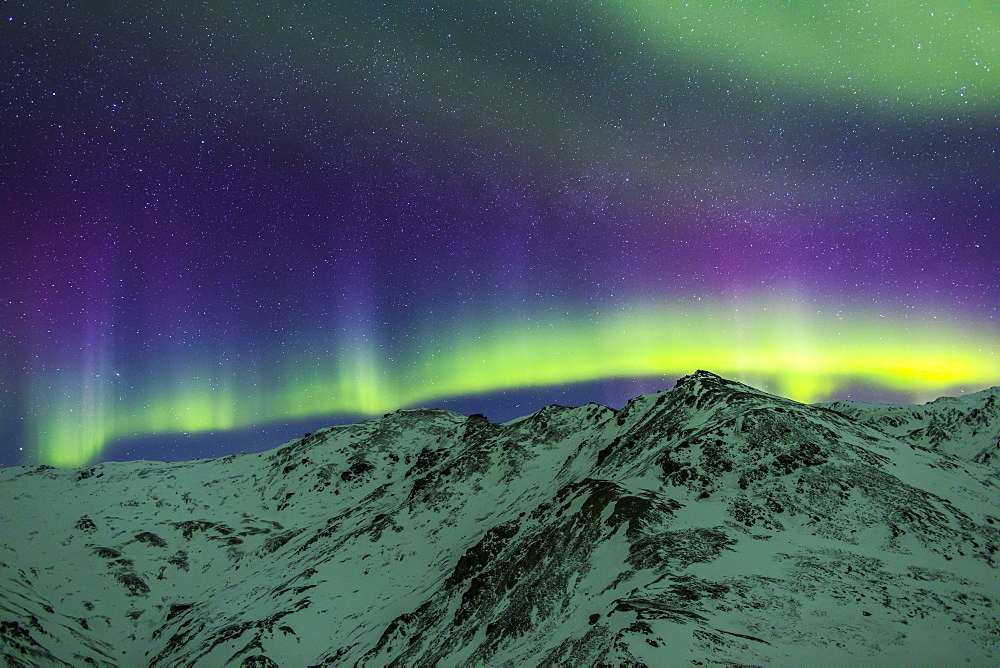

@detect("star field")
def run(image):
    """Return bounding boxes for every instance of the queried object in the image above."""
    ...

[2,2,998,466]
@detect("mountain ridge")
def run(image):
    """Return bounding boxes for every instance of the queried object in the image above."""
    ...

[821,383,1000,466]
[1,371,998,665]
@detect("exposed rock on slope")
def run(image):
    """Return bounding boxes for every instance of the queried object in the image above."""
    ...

[1,371,997,666]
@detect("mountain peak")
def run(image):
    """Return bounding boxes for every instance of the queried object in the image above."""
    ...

[678,368,726,382]
[672,369,777,399]
[1,372,997,665]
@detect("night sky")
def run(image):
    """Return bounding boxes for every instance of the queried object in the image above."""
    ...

[2,2,998,467]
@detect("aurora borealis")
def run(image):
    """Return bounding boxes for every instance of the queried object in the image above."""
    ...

[2,2,998,467]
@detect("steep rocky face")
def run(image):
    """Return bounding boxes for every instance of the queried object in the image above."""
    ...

[1,371,997,666]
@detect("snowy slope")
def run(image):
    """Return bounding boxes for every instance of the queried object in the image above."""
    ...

[823,386,1000,467]
[1,371,997,666]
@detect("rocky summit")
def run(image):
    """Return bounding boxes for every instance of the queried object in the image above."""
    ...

[1,370,998,666]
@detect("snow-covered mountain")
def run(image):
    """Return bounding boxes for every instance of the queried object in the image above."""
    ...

[1,370,997,666]
[823,387,1000,467]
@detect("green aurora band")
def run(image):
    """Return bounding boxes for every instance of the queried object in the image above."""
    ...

[31,299,1000,467]
[613,0,999,114]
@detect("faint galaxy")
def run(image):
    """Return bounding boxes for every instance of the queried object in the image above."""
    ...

[2,2,998,466]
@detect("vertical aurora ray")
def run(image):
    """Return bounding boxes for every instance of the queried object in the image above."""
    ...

[3,2,997,468]
[27,297,1000,467]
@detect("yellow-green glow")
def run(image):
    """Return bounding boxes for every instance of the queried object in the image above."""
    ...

[32,299,1000,466]
[611,1,1000,113]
